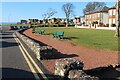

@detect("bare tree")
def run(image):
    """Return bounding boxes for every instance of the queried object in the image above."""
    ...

[115,0,120,37]
[83,2,106,14]
[42,8,57,27]
[62,3,75,27]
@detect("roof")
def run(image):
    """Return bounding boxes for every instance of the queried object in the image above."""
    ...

[109,6,116,10]
[85,6,109,15]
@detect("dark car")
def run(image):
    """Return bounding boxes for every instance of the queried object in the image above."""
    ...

[14,26,18,30]
[9,26,15,30]
[23,26,28,29]
[19,26,23,29]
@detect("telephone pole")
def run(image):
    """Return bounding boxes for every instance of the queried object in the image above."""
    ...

[115,0,120,37]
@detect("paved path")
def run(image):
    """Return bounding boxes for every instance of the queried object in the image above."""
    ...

[24,28,118,70]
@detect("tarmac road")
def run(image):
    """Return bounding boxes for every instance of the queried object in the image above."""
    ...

[0,26,52,80]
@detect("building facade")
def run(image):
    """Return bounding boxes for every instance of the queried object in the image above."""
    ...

[28,19,39,24]
[85,6,109,27]
[20,20,27,24]
[108,6,116,27]
[73,17,81,24]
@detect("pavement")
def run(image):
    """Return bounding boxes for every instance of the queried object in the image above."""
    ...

[0,26,54,80]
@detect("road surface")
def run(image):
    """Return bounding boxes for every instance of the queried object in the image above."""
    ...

[0,26,53,80]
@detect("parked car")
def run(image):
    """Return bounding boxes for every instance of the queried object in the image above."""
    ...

[26,26,29,29]
[9,26,15,30]
[19,26,23,29]
[23,26,28,29]
[14,26,19,30]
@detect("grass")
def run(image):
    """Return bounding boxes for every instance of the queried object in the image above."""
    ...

[35,27,119,51]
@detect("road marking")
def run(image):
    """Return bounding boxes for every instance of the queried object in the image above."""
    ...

[13,34,47,79]
[14,37,40,79]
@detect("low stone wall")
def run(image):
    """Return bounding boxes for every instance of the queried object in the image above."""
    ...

[54,58,99,79]
[68,70,99,80]
[15,31,55,60]
[54,58,83,77]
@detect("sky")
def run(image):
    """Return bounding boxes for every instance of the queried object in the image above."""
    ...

[1,2,115,22]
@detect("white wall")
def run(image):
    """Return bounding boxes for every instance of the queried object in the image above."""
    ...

[109,19,112,27]
[103,13,108,25]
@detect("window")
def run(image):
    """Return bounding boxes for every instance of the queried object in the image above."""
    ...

[109,10,112,15]
[113,10,116,15]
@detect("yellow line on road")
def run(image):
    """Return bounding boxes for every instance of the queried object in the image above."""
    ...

[14,34,47,79]
[14,37,40,79]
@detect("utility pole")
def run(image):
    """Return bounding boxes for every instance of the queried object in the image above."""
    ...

[115,0,120,37]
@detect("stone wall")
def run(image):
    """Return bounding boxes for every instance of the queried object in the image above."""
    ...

[54,58,84,77]
[54,58,99,80]
[68,70,99,80]
[15,31,56,60]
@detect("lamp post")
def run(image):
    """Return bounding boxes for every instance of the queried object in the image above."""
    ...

[115,0,119,37]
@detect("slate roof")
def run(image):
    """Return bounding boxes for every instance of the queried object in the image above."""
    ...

[85,6,109,15]
[109,6,116,10]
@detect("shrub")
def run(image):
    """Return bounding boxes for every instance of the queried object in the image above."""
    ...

[78,24,82,26]
[38,24,49,27]
[39,24,45,27]
[95,21,98,24]
[53,24,59,27]
[106,24,109,27]
[68,24,75,27]
[85,25,88,26]
[111,24,116,27]
[92,22,94,25]
[98,23,104,27]
[59,24,65,27]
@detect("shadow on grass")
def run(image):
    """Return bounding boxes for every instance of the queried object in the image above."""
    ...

[36,31,79,40]
[84,66,120,80]
[63,36,79,40]
[44,33,53,35]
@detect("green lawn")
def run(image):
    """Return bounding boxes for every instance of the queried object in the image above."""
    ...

[35,27,119,51]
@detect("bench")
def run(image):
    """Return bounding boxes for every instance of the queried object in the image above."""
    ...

[39,29,45,35]
[32,29,35,33]
[53,31,64,39]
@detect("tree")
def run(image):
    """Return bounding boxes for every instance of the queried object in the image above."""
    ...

[115,0,120,37]
[83,2,106,14]
[42,8,57,27]
[62,3,75,27]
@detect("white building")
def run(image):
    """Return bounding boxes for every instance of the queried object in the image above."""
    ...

[108,6,116,27]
